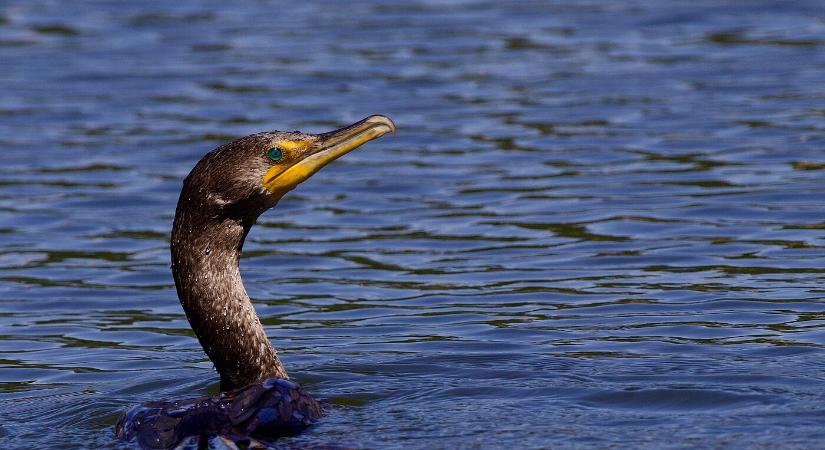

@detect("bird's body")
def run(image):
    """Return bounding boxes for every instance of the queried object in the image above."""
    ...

[116,115,395,449]
[115,378,322,449]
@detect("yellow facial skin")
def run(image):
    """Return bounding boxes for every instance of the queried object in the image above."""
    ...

[274,140,310,152]
[260,139,314,186]
[262,115,396,195]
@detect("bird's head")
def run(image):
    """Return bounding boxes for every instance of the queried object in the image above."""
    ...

[181,114,396,221]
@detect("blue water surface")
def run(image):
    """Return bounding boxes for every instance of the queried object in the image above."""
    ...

[0,1,824,448]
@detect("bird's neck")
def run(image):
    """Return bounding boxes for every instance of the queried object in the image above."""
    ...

[170,203,288,391]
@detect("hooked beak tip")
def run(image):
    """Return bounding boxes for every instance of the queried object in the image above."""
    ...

[364,114,397,136]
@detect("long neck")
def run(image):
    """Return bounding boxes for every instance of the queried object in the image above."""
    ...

[171,198,287,391]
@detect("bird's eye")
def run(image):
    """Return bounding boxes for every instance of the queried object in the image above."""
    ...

[267,147,284,162]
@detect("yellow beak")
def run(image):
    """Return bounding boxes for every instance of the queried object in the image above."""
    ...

[263,115,396,194]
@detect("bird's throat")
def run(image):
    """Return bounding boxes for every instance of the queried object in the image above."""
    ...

[171,204,288,391]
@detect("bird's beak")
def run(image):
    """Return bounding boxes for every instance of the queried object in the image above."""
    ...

[263,115,396,194]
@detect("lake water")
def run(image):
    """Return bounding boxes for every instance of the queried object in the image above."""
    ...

[1,1,824,448]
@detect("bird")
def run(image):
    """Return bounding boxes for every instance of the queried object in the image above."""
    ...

[115,115,396,449]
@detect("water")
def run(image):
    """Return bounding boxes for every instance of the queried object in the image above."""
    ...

[1,0,824,448]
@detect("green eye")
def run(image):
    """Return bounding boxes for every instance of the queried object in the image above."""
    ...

[267,147,284,162]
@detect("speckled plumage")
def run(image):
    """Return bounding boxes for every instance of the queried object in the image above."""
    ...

[170,131,306,389]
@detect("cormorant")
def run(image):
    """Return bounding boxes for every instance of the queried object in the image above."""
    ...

[115,115,396,449]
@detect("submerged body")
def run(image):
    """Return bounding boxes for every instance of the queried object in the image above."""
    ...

[115,378,322,449]
[116,115,395,448]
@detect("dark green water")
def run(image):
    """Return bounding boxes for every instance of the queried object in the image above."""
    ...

[1,1,824,448]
